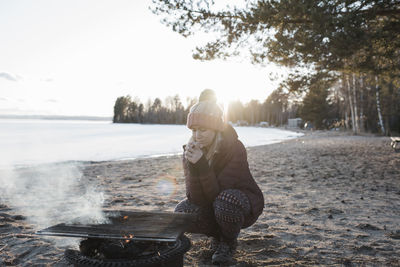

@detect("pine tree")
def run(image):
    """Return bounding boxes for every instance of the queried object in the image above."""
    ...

[299,86,329,129]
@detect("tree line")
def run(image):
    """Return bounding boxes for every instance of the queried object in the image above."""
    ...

[150,0,400,134]
[297,73,400,133]
[113,78,399,133]
[113,95,195,124]
[113,94,297,127]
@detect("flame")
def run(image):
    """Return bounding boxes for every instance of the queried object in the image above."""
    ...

[123,216,128,220]
[123,233,134,244]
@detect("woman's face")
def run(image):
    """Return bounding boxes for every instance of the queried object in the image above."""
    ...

[191,126,216,149]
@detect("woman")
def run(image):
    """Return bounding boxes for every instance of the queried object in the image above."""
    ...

[175,89,264,265]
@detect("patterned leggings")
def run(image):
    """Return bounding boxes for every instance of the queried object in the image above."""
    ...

[175,189,251,241]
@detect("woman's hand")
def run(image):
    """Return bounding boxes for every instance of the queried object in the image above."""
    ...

[185,141,203,164]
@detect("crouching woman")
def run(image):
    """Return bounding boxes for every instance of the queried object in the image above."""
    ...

[175,90,264,265]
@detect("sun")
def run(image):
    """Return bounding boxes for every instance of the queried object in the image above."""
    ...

[214,91,236,123]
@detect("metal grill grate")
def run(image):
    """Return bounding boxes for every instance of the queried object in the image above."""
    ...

[36,210,196,242]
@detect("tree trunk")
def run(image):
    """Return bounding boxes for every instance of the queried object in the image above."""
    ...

[375,76,385,134]
[345,75,356,134]
[359,75,365,132]
[352,74,360,134]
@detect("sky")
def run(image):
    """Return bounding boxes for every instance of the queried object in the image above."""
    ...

[0,0,286,117]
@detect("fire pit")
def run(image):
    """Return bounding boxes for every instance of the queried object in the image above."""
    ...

[37,210,195,267]
[64,235,190,266]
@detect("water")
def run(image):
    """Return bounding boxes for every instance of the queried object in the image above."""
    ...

[0,119,303,167]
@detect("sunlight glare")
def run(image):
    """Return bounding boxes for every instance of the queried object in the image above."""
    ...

[154,175,178,199]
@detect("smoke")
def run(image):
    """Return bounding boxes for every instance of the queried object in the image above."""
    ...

[0,161,108,230]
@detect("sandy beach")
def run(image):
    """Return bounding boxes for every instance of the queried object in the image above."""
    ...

[1,131,400,266]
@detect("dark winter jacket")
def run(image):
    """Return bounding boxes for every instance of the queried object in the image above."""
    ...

[183,125,264,226]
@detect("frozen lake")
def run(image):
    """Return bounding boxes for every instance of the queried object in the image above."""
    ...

[0,119,303,167]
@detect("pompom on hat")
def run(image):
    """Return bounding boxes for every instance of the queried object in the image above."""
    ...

[186,89,225,131]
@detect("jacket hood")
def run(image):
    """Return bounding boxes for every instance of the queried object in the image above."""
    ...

[217,124,238,154]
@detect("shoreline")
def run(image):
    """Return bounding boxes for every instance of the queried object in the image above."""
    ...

[2,126,304,170]
[1,131,399,266]
[0,124,303,170]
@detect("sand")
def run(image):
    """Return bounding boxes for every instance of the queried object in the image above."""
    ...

[1,131,399,266]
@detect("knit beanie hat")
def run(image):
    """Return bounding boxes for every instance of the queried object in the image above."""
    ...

[186,89,225,131]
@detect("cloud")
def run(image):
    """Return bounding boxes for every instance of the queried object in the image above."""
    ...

[0,97,8,101]
[0,107,24,114]
[46,99,58,103]
[0,72,20,82]
[41,78,54,82]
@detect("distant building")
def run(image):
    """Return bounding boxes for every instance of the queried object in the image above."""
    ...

[236,120,249,126]
[304,121,314,130]
[288,118,302,128]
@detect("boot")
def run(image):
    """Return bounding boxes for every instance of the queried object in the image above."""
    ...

[211,239,237,264]
[209,236,219,253]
